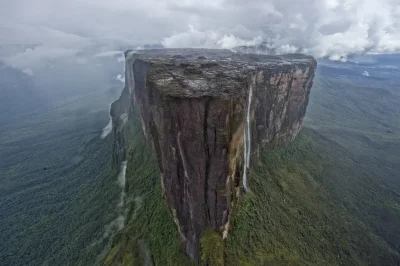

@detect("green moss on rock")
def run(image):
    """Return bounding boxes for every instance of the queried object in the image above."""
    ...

[200,229,224,266]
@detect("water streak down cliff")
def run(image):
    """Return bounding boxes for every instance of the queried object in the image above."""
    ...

[121,49,316,262]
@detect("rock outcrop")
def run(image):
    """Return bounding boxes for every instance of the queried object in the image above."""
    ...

[122,49,316,261]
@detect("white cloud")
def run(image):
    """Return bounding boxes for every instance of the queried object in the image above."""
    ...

[162,0,400,60]
[4,46,81,70]
[0,20,92,70]
[22,68,34,76]
[161,26,263,50]
[94,51,123,57]
[0,0,399,67]
[115,74,125,83]
[117,55,125,63]
[275,44,299,54]
[217,35,263,50]
[162,25,220,48]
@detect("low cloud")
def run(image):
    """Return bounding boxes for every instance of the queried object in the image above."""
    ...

[0,20,92,70]
[362,71,370,77]
[117,55,125,63]
[162,0,400,60]
[22,68,34,76]
[1,0,399,67]
[94,51,124,58]
[4,46,80,70]
[115,74,125,83]
[161,25,263,50]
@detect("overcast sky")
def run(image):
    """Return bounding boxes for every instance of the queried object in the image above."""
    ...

[1,0,399,71]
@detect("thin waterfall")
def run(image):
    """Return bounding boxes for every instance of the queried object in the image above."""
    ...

[97,160,128,240]
[247,83,253,166]
[90,161,128,263]
[242,83,253,191]
[243,129,248,191]
[100,103,113,139]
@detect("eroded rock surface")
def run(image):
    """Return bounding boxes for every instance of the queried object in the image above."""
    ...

[122,49,316,261]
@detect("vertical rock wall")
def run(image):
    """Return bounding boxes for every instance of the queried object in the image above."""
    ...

[121,49,316,261]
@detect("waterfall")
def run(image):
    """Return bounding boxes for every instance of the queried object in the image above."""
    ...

[116,161,127,229]
[243,130,248,191]
[90,161,128,263]
[246,83,253,166]
[100,103,113,139]
[242,83,253,191]
[89,161,127,248]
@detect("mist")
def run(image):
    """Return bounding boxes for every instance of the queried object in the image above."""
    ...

[100,103,113,139]
[0,0,399,121]
[1,0,399,70]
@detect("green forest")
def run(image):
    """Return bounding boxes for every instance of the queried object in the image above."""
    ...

[103,70,400,265]
[0,90,122,265]
[1,66,399,265]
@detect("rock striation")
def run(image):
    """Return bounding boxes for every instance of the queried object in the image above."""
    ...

[121,49,316,261]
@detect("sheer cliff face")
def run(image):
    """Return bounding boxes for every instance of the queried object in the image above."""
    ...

[123,49,316,261]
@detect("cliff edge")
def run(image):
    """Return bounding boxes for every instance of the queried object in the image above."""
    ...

[121,49,316,261]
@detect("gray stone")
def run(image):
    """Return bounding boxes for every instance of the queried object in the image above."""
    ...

[119,48,316,262]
